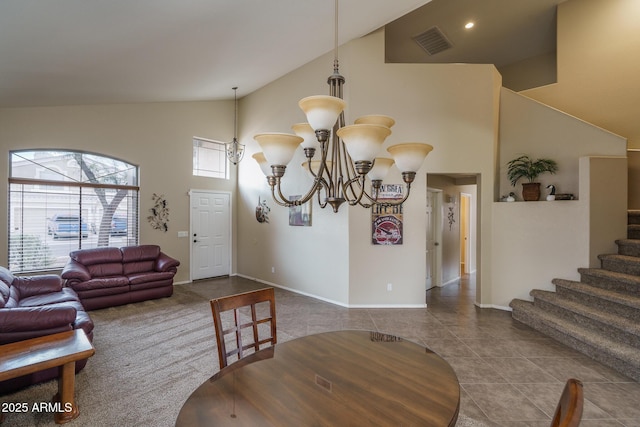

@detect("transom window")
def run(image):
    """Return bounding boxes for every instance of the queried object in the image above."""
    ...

[8,150,139,273]
[193,137,229,179]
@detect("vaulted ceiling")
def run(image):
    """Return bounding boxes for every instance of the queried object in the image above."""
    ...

[0,0,562,108]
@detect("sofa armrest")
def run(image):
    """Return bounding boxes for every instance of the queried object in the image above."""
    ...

[156,252,180,273]
[61,259,92,285]
[0,306,77,333]
[13,275,63,299]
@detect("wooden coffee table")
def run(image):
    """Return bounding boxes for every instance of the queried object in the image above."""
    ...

[176,330,460,426]
[0,329,95,424]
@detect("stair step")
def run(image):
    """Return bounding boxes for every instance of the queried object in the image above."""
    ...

[616,239,640,257]
[552,278,640,319]
[628,210,640,225]
[578,267,640,295]
[510,298,640,382]
[628,225,640,239]
[599,253,640,276]
[530,289,640,348]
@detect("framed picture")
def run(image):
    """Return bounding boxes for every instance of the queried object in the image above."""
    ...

[289,195,312,226]
[371,184,403,245]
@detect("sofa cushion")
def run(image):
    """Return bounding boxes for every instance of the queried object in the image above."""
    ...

[128,271,175,285]
[13,274,63,299]
[74,285,130,301]
[69,247,124,278]
[0,306,77,335]
[71,276,130,292]
[71,247,122,265]
[18,288,81,308]
[122,245,161,275]
[86,262,124,278]
[121,245,160,262]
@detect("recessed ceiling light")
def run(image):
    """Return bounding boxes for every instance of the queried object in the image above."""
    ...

[465,22,475,29]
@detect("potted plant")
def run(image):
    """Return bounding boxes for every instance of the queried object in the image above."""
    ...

[507,155,558,201]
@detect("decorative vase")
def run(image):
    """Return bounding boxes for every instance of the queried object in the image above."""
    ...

[521,182,541,201]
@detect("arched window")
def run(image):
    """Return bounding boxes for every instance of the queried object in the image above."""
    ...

[8,150,139,273]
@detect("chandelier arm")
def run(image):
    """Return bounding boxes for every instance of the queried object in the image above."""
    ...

[274,175,326,207]
[342,175,368,206]
[317,187,328,209]
[269,183,293,208]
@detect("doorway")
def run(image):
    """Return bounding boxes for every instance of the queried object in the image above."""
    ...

[426,189,443,289]
[190,190,231,280]
[460,193,471,275]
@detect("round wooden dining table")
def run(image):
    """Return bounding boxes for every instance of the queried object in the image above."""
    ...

[176,330,460,426]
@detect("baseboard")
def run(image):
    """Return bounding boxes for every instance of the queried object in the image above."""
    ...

[236,274,427,309]
[475,302,512,311]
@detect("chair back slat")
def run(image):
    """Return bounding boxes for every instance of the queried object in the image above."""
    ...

[210,288,276,369]
[551,378,584,427]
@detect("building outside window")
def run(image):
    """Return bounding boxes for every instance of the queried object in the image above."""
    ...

[8,150,139,273]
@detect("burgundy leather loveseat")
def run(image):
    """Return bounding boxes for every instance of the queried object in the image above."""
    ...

[0,266,94,393]
[61,245,180,311]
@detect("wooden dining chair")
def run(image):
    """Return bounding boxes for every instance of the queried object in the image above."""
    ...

[210,287,277,370]
[550,378,584,427]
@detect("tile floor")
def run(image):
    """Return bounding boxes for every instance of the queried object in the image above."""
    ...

[196,274,640,426]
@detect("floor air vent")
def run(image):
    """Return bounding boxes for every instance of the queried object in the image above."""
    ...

[413,26,453,56]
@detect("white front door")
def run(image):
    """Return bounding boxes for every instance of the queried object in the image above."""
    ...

[190,191,230,280]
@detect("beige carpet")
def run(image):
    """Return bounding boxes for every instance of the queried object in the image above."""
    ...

[1,282,496,426]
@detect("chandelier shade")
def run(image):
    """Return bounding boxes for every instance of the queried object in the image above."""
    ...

[291,123,319,151]
[355,115,396,129]
[252,152,272,177]
[299,95,346,131]
[254,133,303,167]
[367,157,395,181]
[336,124,392,164]
[387,143,434,172]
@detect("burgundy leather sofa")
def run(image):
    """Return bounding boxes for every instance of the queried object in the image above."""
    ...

[0,266,94,393]
[61,245,180,311]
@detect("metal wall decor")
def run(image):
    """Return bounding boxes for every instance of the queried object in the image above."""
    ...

[256,197,270,223]
[147,193,169,232]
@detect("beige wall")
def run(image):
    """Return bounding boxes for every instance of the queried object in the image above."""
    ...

[523,0,639,148]
[499,88,626,200]
[493,86,626,309]
[0,101,236,284]
[236,29,501,307]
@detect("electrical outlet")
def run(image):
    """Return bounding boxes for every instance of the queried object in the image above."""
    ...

[387,283,393,291]
[177,231,188,237]
[272,267,275,273]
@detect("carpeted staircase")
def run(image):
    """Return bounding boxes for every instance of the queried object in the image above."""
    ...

[510,210,640,382]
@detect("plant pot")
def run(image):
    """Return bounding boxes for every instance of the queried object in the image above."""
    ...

[521,182,541,201]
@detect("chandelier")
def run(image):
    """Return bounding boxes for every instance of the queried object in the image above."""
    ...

[252,1,433,213]
[226,87,245,165]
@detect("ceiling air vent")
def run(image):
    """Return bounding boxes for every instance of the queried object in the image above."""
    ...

[413,26,453,56]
